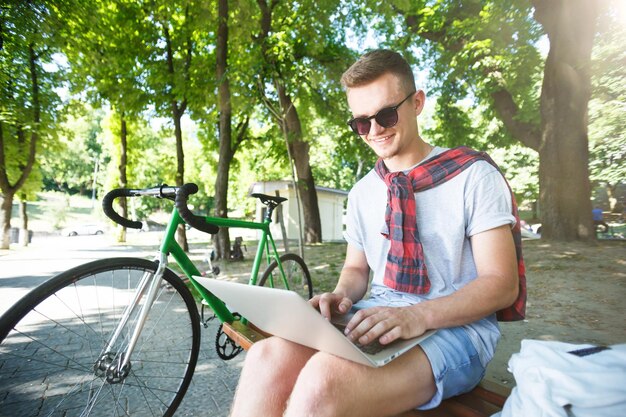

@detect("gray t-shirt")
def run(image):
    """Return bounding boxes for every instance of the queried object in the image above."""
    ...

[343,146,516,366]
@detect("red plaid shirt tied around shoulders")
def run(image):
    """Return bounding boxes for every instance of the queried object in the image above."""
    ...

[374,146,526,321]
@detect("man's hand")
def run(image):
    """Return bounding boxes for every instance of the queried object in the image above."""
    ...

[309,292,353,320]
[344,306,427,346]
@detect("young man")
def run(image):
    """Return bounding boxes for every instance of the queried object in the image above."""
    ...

[230,49,524,417]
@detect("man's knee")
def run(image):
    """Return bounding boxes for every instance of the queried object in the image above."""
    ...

[232,338,303,416]
[244,336,315,380]
[245,336,290,364]
[287,352,354,416]
[299,351,344,388]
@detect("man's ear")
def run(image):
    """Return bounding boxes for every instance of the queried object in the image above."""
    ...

[413,90,426,116]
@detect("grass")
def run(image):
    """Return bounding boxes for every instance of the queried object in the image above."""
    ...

[171,238,348,296]
[598,223,626,239]
[13,191,626,303]
[12,192,107,234]
[7,192,626,387]
[12,190,350,293]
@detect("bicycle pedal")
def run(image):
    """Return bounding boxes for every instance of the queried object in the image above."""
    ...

[202,316,216,328]
[200,302,216,328]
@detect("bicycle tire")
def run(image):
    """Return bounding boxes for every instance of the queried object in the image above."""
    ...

[259,253,313,299]
[0,257,200,417]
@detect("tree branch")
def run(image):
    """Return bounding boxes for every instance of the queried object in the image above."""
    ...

[490,89,541,150]
[183,4,193,84]
[402,8,465,52]
[232,116,250,154]
[400,6,541,150]
[530,0,556,32]
[11,44,39,192]
[0,122,9,192]
[256,76,282,122]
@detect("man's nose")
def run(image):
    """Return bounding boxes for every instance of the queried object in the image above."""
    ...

[368,118,386,136]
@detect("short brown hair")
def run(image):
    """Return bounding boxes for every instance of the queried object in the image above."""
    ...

[341,49,416,92]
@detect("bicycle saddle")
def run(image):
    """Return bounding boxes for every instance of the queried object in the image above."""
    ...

[250,193,287,207]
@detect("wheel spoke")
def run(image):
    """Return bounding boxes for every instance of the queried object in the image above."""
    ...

[0,258,200,417]
[259,253,313,299]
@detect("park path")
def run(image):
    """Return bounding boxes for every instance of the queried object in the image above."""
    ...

[0,232,241,416]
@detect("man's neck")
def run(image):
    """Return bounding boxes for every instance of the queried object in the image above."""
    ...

[383,139,433,172]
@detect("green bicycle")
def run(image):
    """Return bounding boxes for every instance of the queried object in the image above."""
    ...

[0,183,313,417]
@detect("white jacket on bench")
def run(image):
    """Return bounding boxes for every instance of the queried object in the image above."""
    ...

[494,340,626,417]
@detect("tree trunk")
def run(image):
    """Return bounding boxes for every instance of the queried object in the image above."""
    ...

[0,193,13,249]
[174,110,185,189]
[606,183,619,213]
[355,157,365,182]
[0,43,40,249]
[163,21,189,252]
[402,2,599,241]
[173,111,189,252]
[533,0,598,240]
[0,121,13,249]
[212,0,233,260]
[118,114,128,243]
[277,84,322,243]
[19,198,28,247]
[275,190,289,252]
[256,0,322,244]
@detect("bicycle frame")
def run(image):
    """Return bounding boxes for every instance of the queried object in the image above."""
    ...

[104,200,286,371]
[166,207,285,322]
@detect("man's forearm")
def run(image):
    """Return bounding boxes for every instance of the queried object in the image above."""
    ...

[334,266,369,303]
[415,272,518,330]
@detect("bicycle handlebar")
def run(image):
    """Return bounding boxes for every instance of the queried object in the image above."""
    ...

[102,184,218,235]
[102,188,144,229]
[175,183,219,235]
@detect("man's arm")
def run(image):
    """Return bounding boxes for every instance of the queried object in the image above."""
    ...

[345,224,519,345]
[309,243,370,319]
[418,224,519,327]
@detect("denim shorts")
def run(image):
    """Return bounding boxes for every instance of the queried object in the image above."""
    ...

[417,326,486,409]
[353,295,488,410]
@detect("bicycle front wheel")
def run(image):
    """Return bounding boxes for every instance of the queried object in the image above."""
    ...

[259,253,313,299]
[0,257,200,417]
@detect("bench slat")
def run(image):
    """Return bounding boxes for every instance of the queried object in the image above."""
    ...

[222,320,269,350]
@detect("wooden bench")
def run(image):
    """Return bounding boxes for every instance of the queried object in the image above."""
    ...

[222,321,511,417]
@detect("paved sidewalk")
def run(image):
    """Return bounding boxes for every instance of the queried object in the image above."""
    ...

[0,233,161,315]
[177,320,244,416]
[0,232,244,416]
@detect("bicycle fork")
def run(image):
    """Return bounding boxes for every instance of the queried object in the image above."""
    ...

[94,253,169,384]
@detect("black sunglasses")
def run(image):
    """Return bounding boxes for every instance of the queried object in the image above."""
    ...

[347,92,415,135]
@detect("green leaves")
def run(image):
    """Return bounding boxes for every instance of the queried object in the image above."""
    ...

[1,1,64,191]
[588,2,626,191]
[377,0,543,149]
[3,0,617,231]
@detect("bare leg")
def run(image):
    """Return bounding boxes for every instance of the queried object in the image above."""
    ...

[284,346,436,417]
[230,337,316,417]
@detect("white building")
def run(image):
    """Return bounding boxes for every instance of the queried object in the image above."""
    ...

[248,181,348,242]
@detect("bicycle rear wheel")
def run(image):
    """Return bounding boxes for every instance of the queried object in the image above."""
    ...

[259,253,313,299]
[0,257,200,417]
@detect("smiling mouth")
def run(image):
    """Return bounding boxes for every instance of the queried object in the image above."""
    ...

[369,134,393,143]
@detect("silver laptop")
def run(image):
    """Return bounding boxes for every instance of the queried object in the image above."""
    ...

[194,277,436,367]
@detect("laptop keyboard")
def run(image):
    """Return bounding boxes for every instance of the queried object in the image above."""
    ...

[354,340,386,355]
[333,323,386,355]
